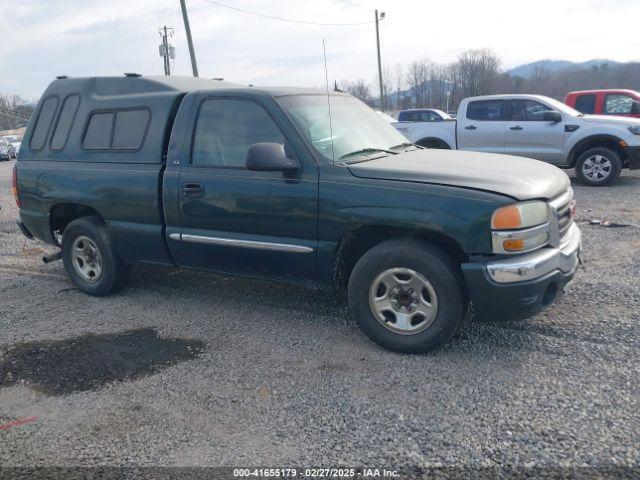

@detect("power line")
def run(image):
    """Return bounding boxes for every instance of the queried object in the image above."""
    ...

[0,106,30,122]
[200,0,373,26]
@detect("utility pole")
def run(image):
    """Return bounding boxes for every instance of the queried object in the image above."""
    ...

[375,10,385,111]
[158,26,174,76]
[180,0,199,77]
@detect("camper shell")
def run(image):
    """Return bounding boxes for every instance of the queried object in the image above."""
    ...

[23,75,243,163]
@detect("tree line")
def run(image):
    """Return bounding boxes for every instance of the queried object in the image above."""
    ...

[339,48,640,112]
[0,94,34,131]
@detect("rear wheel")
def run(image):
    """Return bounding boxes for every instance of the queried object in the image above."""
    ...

[575,147,622,186]
[62,216,129,296]
[348,239,464,354]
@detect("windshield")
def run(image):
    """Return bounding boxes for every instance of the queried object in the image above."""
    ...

[277,94,410,163]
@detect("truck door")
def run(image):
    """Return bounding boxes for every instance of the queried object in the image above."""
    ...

[165,94,318,282]
[505,99,565,163]
[457,99,507,153]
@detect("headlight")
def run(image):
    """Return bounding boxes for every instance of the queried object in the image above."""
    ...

[628,126,640,135]
[491,201,550,254]
[492,201,548,230]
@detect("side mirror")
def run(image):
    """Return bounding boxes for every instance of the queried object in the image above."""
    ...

[543,110,562,123]
[630,102,640,115]
[245,143,298,172]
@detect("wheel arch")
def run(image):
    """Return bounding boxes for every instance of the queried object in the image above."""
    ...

[49,203,105,244]
[415,136,452,149]
[568,134,628,167]
[331,225,468,293]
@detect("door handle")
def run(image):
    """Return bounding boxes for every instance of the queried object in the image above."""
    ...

[510,126,523,131]
[465,125,477,130]
[182,183,204,197]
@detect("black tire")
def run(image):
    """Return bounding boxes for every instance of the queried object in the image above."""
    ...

[62,216,129,296]
[348,239,464,354]
[575,147,622,186]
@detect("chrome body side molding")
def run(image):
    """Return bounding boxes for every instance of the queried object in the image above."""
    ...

[169,232,313,253]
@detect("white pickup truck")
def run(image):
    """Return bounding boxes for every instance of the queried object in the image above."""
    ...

[394,94,640,186]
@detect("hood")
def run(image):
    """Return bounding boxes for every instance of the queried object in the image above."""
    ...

[582,114,640,126]
[347,149,569,201]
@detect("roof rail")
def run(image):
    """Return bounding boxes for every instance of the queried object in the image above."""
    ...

[124,73,142,78]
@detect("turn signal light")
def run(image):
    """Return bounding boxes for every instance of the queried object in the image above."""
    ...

[492,205,521,229]
[503,239,524,251]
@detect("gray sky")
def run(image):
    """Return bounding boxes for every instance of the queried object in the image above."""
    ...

[2,0,639,99]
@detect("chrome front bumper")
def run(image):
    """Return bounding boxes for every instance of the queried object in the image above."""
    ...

[486,223,581,284]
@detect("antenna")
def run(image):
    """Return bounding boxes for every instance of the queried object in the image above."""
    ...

[322,38,335,166]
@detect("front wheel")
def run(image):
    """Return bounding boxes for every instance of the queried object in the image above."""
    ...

[62,216,129,296]
[348,240,464,354]
[575,147,622,186]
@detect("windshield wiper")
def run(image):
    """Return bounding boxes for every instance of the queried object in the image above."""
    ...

[339,147,398,160]
[389,142,419,150]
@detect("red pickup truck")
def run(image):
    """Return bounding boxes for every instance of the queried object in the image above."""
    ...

[565,89,640,118]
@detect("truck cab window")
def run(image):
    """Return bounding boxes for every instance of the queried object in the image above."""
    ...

[420,111,439,122]
[510,100,553,121]
[466,100,506,121]
[605,94,634,114]
[192,98,285,167]
[575,94,596,114]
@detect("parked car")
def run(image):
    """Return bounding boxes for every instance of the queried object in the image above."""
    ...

[2,135,21,158]
[394,94,640,186]
[3,134,20,144]
[566,89,640,118]
[0,138,14,161]
[15,75,581,353]
[398,108,452,123]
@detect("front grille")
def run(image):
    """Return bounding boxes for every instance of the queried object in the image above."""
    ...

[552,190,574,241]
[557,202,572,238]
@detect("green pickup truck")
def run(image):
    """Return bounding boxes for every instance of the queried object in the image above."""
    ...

[14,75,581,353]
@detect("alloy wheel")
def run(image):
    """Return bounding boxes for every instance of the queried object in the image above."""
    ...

[582,155,612,182]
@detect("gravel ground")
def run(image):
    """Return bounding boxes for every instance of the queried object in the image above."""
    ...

[0,158,639,474]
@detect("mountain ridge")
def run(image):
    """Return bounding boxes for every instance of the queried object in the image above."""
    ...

[506,59,623,77]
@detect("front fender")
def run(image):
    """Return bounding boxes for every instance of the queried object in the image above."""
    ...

[316,169,512,285]
[565,131,630,164]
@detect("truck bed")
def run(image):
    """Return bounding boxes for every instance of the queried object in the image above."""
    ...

[17,160,173,266]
